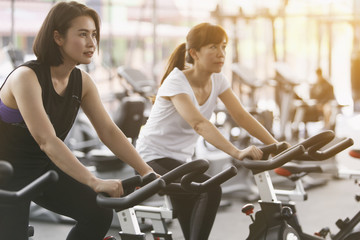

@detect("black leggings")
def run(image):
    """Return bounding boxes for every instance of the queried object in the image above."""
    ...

[0,160,113,240]
[148,158,222,240]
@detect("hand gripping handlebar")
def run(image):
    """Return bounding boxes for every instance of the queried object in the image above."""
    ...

[120,172,158,196]
[241,145,306,174]
[180,144,290,193]
[96,159,214,210]
[240,131,353,174]
[0,169,59,204]
[96,174,165,211]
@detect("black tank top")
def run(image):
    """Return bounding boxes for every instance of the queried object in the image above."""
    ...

[0,60,82,163]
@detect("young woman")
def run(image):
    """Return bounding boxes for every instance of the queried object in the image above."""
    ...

[136,22,280,240]
[0,2,154,239]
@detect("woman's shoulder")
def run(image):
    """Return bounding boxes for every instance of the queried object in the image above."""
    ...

[163,68,188,84]
[211,72,229,85]
[9,61,38,80]
[211,71,227,80]
[168,67,186,78]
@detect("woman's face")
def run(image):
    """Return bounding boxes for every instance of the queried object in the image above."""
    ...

[56,16,97,66]
[194,40,227,73]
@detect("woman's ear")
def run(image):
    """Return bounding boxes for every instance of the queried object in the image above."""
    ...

[53,30,63,46]
[188,48,198,61]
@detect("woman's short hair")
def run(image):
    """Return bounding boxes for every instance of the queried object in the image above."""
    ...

[33,1,100,66]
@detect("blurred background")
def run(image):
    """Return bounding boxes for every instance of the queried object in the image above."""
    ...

[2,0,360,113]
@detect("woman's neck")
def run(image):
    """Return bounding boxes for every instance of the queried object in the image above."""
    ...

[183,68,211,88]
[50,64,75,96]
[50,63,75,82]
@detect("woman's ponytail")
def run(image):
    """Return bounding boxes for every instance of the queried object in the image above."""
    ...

[160,43,186,85]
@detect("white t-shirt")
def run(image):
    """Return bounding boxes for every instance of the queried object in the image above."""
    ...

[136,67,230,162]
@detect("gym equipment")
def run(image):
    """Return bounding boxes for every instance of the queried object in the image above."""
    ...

[0,160,13,186]
[98,159,237,240]
[240,130,354,240]
[0,160,59,239]
[275,161,360,240]
[349,149,360,159]
[273,62,302,141]
[0,46,25,86]
[231,63,274,138]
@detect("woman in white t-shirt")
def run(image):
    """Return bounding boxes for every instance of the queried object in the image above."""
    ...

[136,22,279,240]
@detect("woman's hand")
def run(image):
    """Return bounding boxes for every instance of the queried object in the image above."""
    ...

[141,165,161,178]
[236,145,263,161]
[280,141,292,149]
[92,178,124,198]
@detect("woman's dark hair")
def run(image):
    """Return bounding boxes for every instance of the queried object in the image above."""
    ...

[160,22,228,85]
[33,1,100,66]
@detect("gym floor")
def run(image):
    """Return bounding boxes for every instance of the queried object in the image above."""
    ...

[30,113,360,240]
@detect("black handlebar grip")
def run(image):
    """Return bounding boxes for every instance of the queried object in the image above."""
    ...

[141,172,157,186]
[0,170,59,204]
[0,161,13,186]
[259,144,278,159]
[276,142,289,154]
[181,166,237,193]
[296,130,335,149]
[121,175,142,196]
[274,131,336,161]
[96,178,166,211]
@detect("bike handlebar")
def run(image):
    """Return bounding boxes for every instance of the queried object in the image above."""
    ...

[0,170,59,204]
[96,159,232,210]
[160,159,210,185]
[96,177,166,211]
[0,161,13,186]
[290,130,336,160]
[306,137,354,160]
[178,143,286,189]
[181,165,237,192]
[240,131,353,174]
[242,145,306,174]
[121,172,158,196]
[96,160,210,211]
[296,130,335,149]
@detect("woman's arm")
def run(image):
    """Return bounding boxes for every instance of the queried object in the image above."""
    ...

[80,71,154,176]
[169,93,263,160]
[219,88,278,145]
[8,67,123,197]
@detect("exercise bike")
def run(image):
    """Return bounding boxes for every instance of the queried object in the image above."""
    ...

[240,130,354,240]
[0,160,59,239]
[0,160,165,240]
[97,159,238,240]
[275,160,360,240]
